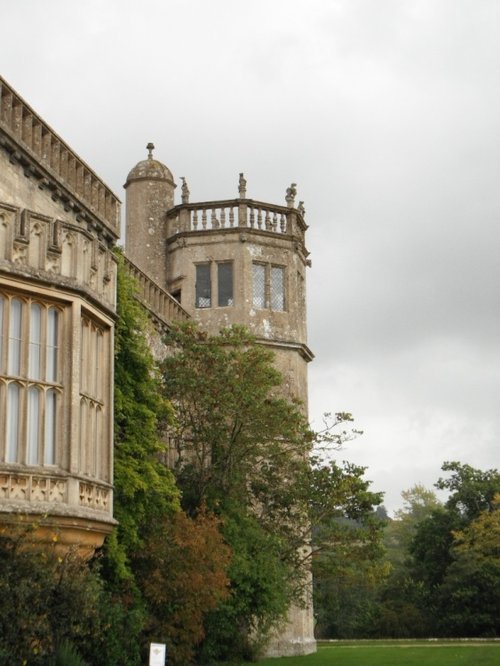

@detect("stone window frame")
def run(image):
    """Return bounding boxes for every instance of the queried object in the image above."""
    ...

[0,290,63,467]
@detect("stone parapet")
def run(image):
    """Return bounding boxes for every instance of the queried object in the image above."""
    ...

[167,198,308,250]
[0,77,120,242]
[123,255,191,328]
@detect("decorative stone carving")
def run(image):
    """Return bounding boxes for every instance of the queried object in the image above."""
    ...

[181,177,190,204]
[79,481,110,511]
[0,474,67,503]
[285,183,297,208]
[46,253,60,274]
[9,475,28,500]
[238,172,247,198]
[12,242,27,265]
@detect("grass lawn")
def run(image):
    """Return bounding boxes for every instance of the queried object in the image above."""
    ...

[248,640,500,666]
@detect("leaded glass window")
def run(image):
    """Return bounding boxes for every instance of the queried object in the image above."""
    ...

[218,262,233,307]
[252,263,286,310]
[252,263,266,309]
[270,266,285,311]
[196,263,211,308]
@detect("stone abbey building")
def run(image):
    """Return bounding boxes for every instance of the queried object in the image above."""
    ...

[0,76,315,657]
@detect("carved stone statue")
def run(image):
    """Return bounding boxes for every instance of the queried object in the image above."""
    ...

[181,177,190,204]
[297,200,306,217]
[286,183,297,207]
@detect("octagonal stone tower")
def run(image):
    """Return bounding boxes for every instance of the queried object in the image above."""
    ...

[125,148,315,657]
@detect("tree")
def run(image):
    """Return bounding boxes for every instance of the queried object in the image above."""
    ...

[162,322,311,514]
[432,495,500,636]
[160,322,384,658]
[436,461,500,522]
[134,510,231,665]
[405,463,500,637]
[410,462,500,593]
[385,484,441,570]
[0,530,139,666]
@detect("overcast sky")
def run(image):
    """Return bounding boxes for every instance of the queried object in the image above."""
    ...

[3,0,499,513]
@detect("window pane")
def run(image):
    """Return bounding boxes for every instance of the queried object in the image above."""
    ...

[27,386,40,464]
[94,330,101,399]
[195,264,211,308]
[46,308,58,382]
[252,264,266,309]
[44,390,56,465]
[8,299,22,375]
[271,266,285,311]
[29,303,42,379]
[218,262,233,307]
[0,296,4,373]
[6,383,20,462]
[95,406,102,477]
[81,319,89,395]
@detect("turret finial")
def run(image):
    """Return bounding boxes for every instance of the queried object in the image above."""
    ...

[238,172,247,199]
[146,142,155,159]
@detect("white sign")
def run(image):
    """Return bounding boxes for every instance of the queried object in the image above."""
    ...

[149,642,166,666]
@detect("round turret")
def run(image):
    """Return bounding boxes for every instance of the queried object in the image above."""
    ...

[124,143,176,289]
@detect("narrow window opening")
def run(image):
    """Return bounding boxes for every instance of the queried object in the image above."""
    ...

[195,263,211,308]
[6,383,20,463]
[271,266,285,311]
[218,262,233,307]
[8,299,22,375]
[44,389,56,465]
[0,296,4,373]
[27,386,40,464]
[46,308,58,382]
[29,303,42,380]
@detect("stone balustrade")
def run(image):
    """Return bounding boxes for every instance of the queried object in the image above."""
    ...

[167,199,307,240]
[0,77,120,239]
[123,255,190,327]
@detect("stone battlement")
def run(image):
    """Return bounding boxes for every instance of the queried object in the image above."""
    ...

[0,77,120,241]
